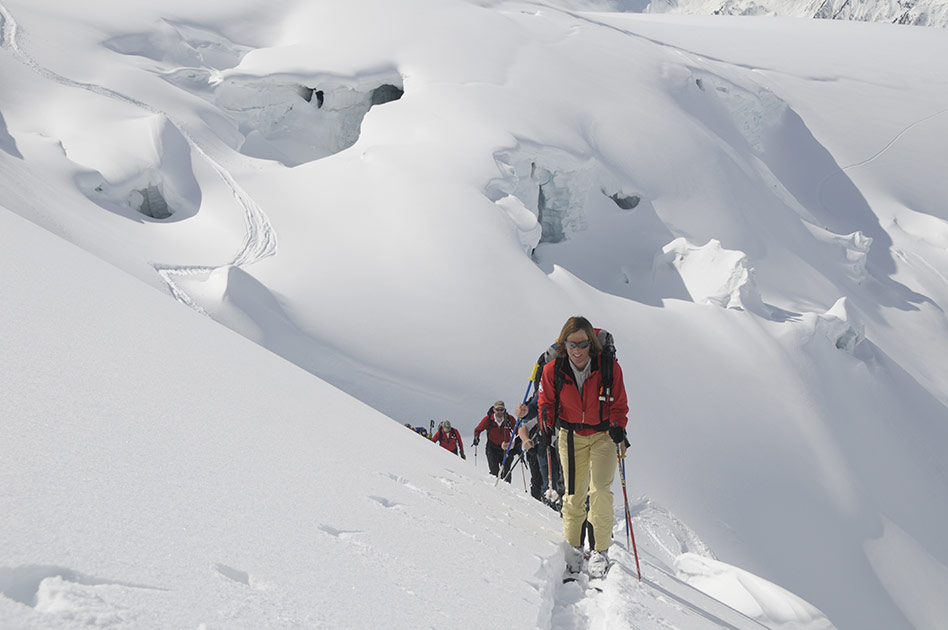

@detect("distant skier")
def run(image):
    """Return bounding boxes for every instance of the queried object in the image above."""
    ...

[473,401,519,482]
[432,421,466,459]
[538,316,629,579]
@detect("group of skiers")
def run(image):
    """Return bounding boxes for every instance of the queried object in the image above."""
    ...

[407,316,631,580]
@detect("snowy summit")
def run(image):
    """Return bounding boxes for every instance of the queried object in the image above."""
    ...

[2,1,948,629]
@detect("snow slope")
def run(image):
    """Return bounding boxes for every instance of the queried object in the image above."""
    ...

[2,0,948,628]
[0,206,799,629]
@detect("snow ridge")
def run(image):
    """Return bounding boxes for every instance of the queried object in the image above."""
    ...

[0,0,277,312]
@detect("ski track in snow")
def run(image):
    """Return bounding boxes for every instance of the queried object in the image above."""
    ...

[545,503,773,630]
[536,0,948,170]
[837,106,948,173]
[816,105,948,216]
[894,246,948,289]
[539,0,948,178]
[643,554,775,630]
[525,3,770,76]
[549,548,761,630]
[0,1,276,314]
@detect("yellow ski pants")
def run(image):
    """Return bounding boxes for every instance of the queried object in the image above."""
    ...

[557,428,617,552]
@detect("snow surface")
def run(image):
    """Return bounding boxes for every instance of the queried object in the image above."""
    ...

[2,1,948,629]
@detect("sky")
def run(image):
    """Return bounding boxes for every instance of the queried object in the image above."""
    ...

[2,1,948,629]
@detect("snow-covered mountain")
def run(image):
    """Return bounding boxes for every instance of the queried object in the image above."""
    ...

[2,0,948,629]
[645,0,948,26]
[559,0,948,26]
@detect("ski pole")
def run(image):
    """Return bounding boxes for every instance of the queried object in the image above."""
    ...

[546,438,554,502]
[495,416,525,486]
[617,446,641,581]
[495,362,540,486]
[504,453,527,492]
[502,452,527,489]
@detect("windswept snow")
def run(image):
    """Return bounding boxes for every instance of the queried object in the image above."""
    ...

[2,0,948,629]
[675,554,833,629]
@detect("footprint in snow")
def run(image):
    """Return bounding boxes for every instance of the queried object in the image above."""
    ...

[0,565,164,607]
[381,472,430,496]
[317,524,363,540]
[433,475,457,488]
[214,564,250,586]
[368,495,404,509]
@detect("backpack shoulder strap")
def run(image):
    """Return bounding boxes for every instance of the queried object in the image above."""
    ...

[595,330,616,422]
[553,356,568,424]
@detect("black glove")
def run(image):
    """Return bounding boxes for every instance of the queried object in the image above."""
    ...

[472,436,480,447]
[609,425,626,445]
[461,452,467,460]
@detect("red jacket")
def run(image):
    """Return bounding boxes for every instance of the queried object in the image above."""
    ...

[474,411,517,448]
[432,428,464,455]
[538,356,628,436]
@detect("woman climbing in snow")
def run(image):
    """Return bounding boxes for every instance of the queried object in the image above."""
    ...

[538,316,629,579]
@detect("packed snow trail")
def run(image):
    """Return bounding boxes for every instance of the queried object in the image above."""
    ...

[549,549,772,629]
[0,1,276,313]
[545,506,784,630]
[542,496,837,629]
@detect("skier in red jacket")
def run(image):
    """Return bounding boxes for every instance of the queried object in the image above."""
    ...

[538,316,629,579]
[473,400,520,482]
[431,421,466,459]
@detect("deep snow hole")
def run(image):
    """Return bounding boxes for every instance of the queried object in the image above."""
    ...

[213,75,405,167]
[489,146,641,247]
[132,184,173,219]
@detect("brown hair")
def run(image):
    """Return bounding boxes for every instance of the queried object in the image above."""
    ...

[554,316,602,358]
